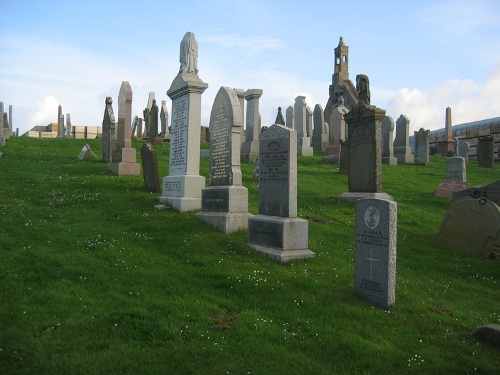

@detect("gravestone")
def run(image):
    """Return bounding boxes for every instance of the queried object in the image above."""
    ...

[439,107,455,156]
[339,141,349,175]
[414,128,430,165]
[457,140,470,162]
[439,196,500,258]
[195,86,248,234]
[160,100,170,140]
[131,116,138,139]
[306,106,313,145]
[435,157,470,198]
[149,99,163,145]
[380,116,397,165]
[285,105,294,129]
[293,96,313,156]
[8,105,12,137]
[65,113,71,138]
[233,88,245,144]
[2,113,9,140]
[312,104,329,151]
[143,92,155,139]
[339,102,392,203]
[141,143,161,193]
[323,98,348,164]
[275,107,285,126]
[355,198,397,309]
[158,31,208,212]
[102,96,116,163]
[477,136,494,168]
[240,89,263,162]
[78,144,93,161]
[452,180,500,206]
[136,118,143,139]
[0,102,4,148]
[247,124,315,262]
[108,81,140,175]
[57,113,64,138]
[393,114,414,164]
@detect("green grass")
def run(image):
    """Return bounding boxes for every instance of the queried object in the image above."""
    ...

[0,137,498,375]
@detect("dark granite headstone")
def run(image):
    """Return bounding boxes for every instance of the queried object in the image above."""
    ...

[141,143,161,193]
[102,96,116,163]
[477,136,494,168]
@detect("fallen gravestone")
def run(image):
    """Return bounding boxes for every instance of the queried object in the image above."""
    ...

[78,144,95,161]
[355,198,397,309]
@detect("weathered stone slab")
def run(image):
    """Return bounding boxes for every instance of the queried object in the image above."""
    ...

[439,196,500,258]
[240,89,263,162]
[381,116,397,165]
[355,198,397,309]
[457,140,470,162]
[141,143,161,193]
[452,180,500,206]
[102,97,116,163]
[293,96,313,156]
[78,144,93,161]
[393,114,414,164]
[477,136,494,168]
[414,128,430,165]
[447,157,466,182]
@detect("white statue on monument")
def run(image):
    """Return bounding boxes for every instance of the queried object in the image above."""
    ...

[179,32,198,74]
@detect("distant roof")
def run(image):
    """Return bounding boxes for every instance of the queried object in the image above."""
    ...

[430,117,500,135]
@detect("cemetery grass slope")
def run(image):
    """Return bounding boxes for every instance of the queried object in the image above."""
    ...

[0,137,498,375]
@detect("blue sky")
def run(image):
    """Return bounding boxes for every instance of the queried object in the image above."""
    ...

[1,0,500,136]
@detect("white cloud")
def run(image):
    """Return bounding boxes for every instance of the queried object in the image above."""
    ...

[30,95,60,125]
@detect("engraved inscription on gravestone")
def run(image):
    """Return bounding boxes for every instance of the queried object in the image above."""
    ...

[210,108,232,186]
[201,189,229,212]
[169,96,189,174]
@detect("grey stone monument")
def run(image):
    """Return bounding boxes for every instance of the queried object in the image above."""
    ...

[160,100,170,140]
[477,136,494,168]
[8,105,12,137]
[435,156,470,198]
[339,141,349,175]
[149,99,163,145]
[158,31,208,212]
[339,102,392,203]
[452,180,500,206]
[233,88,245,144]
[285,105,294,129]
[240,89,263,163]
[57,113,64,138]
[275,107,285,126]
[65,113,71,138]
[293,96,313,156]
[102,96,116,163]
[247,124,315,262]
[131,116,138,139]
[137,118,143,139]
[108,81,140,175]
[323,98,348,164]
[355,198,397,309]
[312,104,329,151]
[306,105,313,145]
[141,143,161,193]
[414,127,430,165]
[144,92,155,139]
[457,140,470,162]
[393,115,414,164]
[0,102,4,148]
[381,116,397,165]
[439,107,455,156]
[195,86,249,234]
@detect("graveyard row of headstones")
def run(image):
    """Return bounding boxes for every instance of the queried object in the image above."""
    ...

[0,102,15,156]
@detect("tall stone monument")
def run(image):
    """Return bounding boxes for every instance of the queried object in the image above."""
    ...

[293,96,313,156]
[240,89,263,162]
[196,87,248,234]
[108,81,140,175]
[149,99,163,145]
[306,106,313,145]
[160,100,170,140]
[158,32,208,212]
[58,113,65,138]
[65,113,71,138]
[439,107,455,156]
[414,127,430,165]
[355,198,397,309]
[247,124,315,262]
[381,116,397,165]
[143,92,155,140]
[323,98,349,164]
[312,104,329,151]
[233,89,245,144]
[393,114,414,164]
[102,96,116,163]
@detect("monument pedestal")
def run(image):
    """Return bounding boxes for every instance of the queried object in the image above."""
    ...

[298,137,313,156]
[394,146,414,164]
[158,174,205,212]
[248,215,315,263]
[151,135,163,145]
[195,186,249,234]
[108,148,140,175]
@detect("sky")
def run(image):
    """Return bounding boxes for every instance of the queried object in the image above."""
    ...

[1,0,500,136]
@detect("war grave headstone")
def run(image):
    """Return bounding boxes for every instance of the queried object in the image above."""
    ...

[195,87,249,234]
[149,99,163,145]
[477,136,494,168]
[141,143,161,193]
[338,102,392,203]
[393,114,414,164]
[323,97,348,163]
[439,107,455,156]
[355,198,397,309]
[439,196,500,259]
[275,106,285,126]
[312,104,329,151]
[381,116,397,165]
[247,124,315,262]
[240,89,263,162]
[414,128,430,165]
[102,96,116,163]
[108,81,140,176]
[158,31,208,212]
[452,180,500,206]
[160,100,170,141]
[285,105,294,129]
[293,96,313,156]
[66,113,72,138]
[435,156,470,198]
[457,140,470,162]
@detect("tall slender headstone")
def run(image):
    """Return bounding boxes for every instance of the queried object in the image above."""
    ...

[158,32,208,212]
[233,89,246,145]
[323,98,348,163]
[439,107,455,156]
[240,89,263,162]
[196,87,248,233]
[247,124,315,262]
[160,100,170,140]
[313,104,329,151]
[137,118,143,139]
[355,198,397,309]
[102,97,115,163]
[143,92,155,140]
[149,99,163,145]
[8,105,12,137]
[57,114,65,138]
[414,128,430,165]
[393,114,414,164]
[381,116,397,165]
[477,136,494,168]
[306,106,313,145]
[285,106,294,129]
[108,81,140,175]
[141,143,161,193]
[65,113,71,138]
[293,96,313,156]
[131,116,138,139]
[457,140,470,162]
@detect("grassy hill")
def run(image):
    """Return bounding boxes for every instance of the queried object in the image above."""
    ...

[0,137,498,374]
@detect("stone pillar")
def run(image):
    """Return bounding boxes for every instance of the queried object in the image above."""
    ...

[57,113,65,138]
[149,99,163,145]
[293,96,313,156]
[439,107,455,156]
[8,105,12,137]
[65,113,72,138]
[306,105,313,145]
[240,89,263,162]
